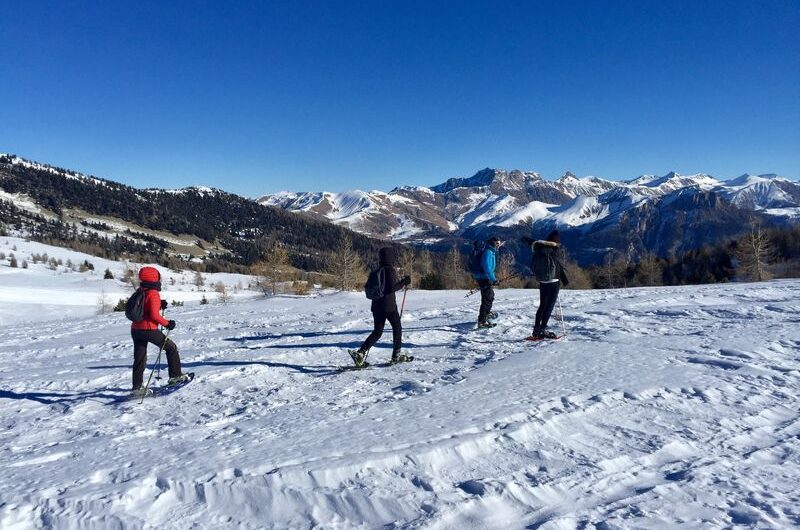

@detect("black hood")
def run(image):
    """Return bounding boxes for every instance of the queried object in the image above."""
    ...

[378,247,395,266]
[140,280,162,291]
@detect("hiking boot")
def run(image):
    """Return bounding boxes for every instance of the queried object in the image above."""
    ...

[131,387,153,398]
[391,351,411,363]
[477,321,496,329]
[541,330,558,339]
[348,349,368,367]
[166,374,191,386]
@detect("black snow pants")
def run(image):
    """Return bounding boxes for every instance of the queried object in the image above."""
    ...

[478,279,495,323]
[360,310,402,354]
[131,329,181,389]
[535,281,561,332]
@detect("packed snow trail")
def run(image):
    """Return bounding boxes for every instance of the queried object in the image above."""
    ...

[1,281,799,529]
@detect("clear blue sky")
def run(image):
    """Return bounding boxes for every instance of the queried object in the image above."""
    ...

[1,1,798,195]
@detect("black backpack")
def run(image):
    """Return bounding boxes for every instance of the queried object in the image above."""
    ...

[364,267,387,300]
[468,240,486,275]
[125,288,146,322]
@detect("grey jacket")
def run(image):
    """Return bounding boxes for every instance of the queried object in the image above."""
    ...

[531,240,567,284]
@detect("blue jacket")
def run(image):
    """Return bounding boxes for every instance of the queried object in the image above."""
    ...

[474,247,497,282]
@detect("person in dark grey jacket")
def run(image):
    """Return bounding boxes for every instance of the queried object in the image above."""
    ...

[523,230,569,338]
[350,247,410,366]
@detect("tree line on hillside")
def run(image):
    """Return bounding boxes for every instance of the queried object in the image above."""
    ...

[3,156,798,292]
[0,156,394,264]
[329,221,797,292]
[0,157,435,274]
[3,191,797,293]
[582,220,800,288]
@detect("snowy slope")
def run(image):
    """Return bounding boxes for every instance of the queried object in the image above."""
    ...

[0,237,260,326]
[1,267,799,528]
[719,174,796,210]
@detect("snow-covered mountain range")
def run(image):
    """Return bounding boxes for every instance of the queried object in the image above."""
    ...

[259,168,800,263]
[3,152,797,266]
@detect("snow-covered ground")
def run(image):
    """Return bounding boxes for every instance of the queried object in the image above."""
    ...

[1,246,799,528]
[0,237,260,326]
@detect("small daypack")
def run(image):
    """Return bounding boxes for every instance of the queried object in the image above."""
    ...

[364,267,387,300]
[468,240,486,275]
[125,288,146,322]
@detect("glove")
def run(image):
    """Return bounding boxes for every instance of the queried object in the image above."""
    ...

[492,280,500,286]
[402,275,411,286]
[160,300,168,310]
[166,320,176,331]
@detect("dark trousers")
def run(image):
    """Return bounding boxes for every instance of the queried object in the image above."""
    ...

[131,329,181,389]
[535,281,560,331]
[360,310,402,354]
[478,280,495,323]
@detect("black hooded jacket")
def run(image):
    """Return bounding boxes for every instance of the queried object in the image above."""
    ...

[371,247,405,313]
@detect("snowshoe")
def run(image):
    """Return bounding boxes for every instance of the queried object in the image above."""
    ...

[339,352,371,371]
[525,328,544,341]
[390,353,414,364]
[131,387,153,398]
[156,372,195,396]
[348,349,368,368]
[166,373,192,386]
[477,321,496,329]
[525,333,563,342]
[487,311,499,320]
[156,372,194,396]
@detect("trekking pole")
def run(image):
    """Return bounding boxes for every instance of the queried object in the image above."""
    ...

[400,286,408,319]
[464,272,521,298]
[139,329,171,404]
[155,333,163,382]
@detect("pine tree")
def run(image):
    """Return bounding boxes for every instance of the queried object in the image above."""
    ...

[104,268,114,279]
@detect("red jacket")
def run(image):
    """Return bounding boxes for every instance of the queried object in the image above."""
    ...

[131,288,170,330]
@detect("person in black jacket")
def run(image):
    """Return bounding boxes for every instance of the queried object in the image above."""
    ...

[523,230,569,339]
[350,247,411,367]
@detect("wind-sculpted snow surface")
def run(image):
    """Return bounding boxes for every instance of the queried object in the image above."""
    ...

[1,282,799,529]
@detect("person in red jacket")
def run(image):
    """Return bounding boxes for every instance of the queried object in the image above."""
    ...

[131,266,188,396]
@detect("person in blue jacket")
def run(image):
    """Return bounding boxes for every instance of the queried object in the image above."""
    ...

[473,236,502,328]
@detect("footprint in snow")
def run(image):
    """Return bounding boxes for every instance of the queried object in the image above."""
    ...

[390,380,431,398]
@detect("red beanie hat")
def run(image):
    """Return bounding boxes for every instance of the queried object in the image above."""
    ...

[139,266,160,283]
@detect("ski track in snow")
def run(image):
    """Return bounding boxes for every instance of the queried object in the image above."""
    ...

[1,281,799,529]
